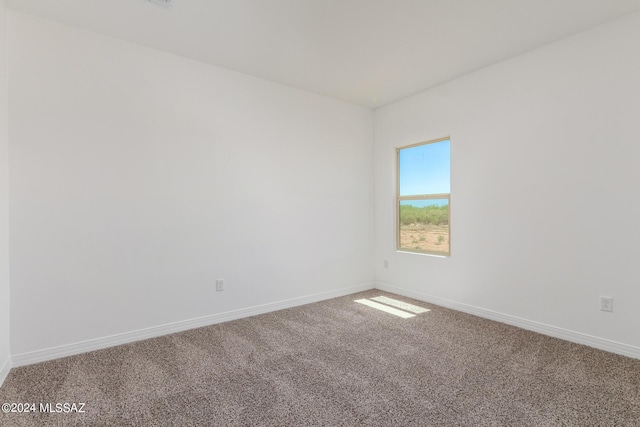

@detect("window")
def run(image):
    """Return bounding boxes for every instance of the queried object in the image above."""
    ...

[397,137,451,256]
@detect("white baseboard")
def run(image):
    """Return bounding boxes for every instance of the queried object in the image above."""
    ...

[12,283,375,367]
[375,283,640,360]
[0,356,11,388]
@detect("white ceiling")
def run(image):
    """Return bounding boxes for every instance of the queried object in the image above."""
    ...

[7,0,640,108]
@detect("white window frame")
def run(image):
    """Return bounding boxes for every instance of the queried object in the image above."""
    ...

[396,137,451,256]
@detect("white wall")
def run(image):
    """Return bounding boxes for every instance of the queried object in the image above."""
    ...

[8,12,374,357]
[0,0,11,385]
[374,12,640,354]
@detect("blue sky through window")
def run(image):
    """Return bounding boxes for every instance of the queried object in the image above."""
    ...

[399,139,450,196]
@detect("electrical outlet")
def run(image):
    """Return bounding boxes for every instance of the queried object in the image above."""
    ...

[384,260,389,269]
[216,279,224,292]
[600,296,613,312]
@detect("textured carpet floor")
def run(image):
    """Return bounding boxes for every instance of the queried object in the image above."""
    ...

[1,290,639,426]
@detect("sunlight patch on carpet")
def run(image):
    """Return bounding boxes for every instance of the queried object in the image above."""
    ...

[354,299,416,318]
[370,296,430,314]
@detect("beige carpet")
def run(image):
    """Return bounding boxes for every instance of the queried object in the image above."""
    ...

[1,290,639,426]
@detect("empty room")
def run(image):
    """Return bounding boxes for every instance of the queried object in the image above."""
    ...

[1,0,639,425]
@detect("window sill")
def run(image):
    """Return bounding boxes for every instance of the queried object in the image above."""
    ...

[396,250,449,259]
